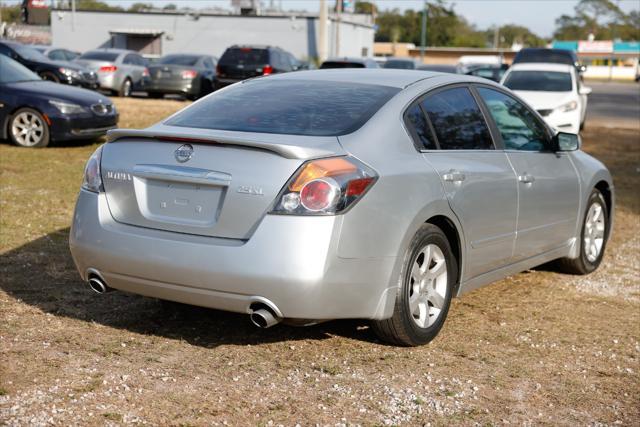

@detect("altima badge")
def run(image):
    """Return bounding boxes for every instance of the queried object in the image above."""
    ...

[174,144,194,163]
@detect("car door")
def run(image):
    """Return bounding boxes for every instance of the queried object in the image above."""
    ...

[475,85,580,261]
[123,54,144,85]
[406,85,518,280]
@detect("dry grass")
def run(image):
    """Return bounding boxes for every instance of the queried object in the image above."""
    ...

[0,98,638,425]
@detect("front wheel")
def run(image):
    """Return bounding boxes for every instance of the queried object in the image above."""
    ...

[372,224,457,346]
[9,108,50,148]
[556,189,609,274]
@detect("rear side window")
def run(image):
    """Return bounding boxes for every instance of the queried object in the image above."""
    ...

[219,48,268,66]
[404,104,437,150]
[165,80,399,136]
[79,51,119,62]
[421,87,494,150]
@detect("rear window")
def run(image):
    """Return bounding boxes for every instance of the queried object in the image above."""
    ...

[504,70,573,92]
[165,80,399,136]
[514,50,574,65]
[158,55,200,66]
[384,60,416,69]
[219,48,268,66]
[320,61,365,69]
[78,51,119,62]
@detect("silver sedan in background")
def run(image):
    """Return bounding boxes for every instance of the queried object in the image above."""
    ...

[75,48,149,97]
[69,70,613,346]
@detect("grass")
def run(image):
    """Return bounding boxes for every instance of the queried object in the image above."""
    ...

[0,97,638,425]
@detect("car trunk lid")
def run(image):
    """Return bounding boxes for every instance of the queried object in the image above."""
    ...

[101,126,345,239]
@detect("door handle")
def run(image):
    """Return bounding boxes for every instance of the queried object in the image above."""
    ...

[443,170,466,183]
[518,173,535,184]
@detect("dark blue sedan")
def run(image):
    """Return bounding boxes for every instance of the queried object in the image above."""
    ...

[0,55,118,147]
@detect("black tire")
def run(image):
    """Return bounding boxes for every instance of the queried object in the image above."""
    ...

[372,224,457,346]
[40,72,60,83]
[118,78,133,97]
[556,189,609,275]
[8,108,50,148]
[148,92,164,99]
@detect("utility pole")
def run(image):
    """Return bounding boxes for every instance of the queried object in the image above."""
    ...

[71,0,76,31]
[420,1,427,62]
[335,0,342,57]
[318,0,328,62]
[494,25,500,50]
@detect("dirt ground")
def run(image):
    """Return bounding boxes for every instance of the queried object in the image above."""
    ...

[1,98,638,426]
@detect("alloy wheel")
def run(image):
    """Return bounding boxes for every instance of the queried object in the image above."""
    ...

[408,243,448,328]
[11,111,45,147]
[584,202,606,262]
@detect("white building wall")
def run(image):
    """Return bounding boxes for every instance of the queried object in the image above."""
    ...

[50,10,373,60]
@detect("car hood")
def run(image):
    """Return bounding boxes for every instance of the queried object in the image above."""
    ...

[8,81,111,106]
[511,90,575,110]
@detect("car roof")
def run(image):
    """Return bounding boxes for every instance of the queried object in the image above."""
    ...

[263,68,472,89]
[323,57,371,64]
[86,48,136,54]
[508,63,574,72]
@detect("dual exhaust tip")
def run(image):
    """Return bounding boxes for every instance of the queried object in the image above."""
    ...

[87,273,281,328]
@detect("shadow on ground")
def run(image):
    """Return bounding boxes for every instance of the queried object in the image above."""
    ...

[0,228,376,348]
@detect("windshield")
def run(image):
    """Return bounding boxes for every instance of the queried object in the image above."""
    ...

[503,70,573,92]
[0,55,41,83]
[13,44,50,62]
[157,55,200,66]
[219,48,268,66]
[78,51,119,62]
[165,79,400,136]
[384,60,416,69]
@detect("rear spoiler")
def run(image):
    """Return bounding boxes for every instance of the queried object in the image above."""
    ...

[106,128,341,160]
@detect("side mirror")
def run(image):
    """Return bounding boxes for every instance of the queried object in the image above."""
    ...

[579,86,592,95]
[554,132,581,151]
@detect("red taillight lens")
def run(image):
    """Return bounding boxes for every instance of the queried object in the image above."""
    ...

[181,69,197,79]
[98,65,117,73]
[262,65,273,75]
[216,65,222,76]
[271,156,377,215]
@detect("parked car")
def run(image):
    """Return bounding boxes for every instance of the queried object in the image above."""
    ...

[75,49,150,97]
[513,48,586,74]
[0,55,118,148]
[215,45,299,90]
[32,45,80,62]
[383,58,420,70]
[418,64,457,73]
[463,63,510,82]
[69,69,612,346]
[501,63,591,133]
[146,54,217,100]
[319,57,379,69]
[0,40,98,89]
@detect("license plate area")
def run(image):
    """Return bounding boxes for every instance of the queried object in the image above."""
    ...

[134,178,225,228]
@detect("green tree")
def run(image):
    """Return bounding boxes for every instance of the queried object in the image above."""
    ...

[0,4,22,23]
[128,3,154,12]
[163,4,178,11]
[487,24,546,48]
[354,1,376,15]
[554,0,639,40]
[75,0,123,12]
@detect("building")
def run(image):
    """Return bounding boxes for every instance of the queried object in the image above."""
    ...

[553,40,639,81]
[50,9,374,60]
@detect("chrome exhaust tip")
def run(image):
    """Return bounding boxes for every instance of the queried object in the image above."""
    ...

[250,308,281,329]
[87,276,112,294]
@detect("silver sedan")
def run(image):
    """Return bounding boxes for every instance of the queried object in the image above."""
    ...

[69,70,613,346]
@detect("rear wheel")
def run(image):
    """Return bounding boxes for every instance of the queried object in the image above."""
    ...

[556,189,608,274]
[372,224,457,346]
[9,108,50,148]
[118,78,133,97]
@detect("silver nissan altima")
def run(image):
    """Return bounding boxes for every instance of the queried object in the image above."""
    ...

[69,69,613,346]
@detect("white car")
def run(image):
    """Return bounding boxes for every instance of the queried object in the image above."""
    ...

[501,63,591,134]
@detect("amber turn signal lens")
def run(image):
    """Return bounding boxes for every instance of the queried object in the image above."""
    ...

[289,158,357,192]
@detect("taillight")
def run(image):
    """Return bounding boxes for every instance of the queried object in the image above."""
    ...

[181,69,198,79]
[142,67,150,77]
[98,65,117,73]
[262,65,273,75]
[216,65,222,76]
[270,156,377,215]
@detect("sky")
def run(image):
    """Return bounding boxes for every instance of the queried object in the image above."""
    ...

[7,0,640,37]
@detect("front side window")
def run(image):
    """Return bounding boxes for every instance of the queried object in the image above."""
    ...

[165,79,400,136]
[477,87,549,151]
[421,87,494,150]
[404,103,436,150]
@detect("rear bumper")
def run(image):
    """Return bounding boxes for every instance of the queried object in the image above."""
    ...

[69,190,397,320]
[147,79,199,95]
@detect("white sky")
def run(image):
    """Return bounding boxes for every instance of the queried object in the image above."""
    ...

[8,0,640,37]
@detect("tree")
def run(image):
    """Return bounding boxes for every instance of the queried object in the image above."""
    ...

[163,4,178,11]
[75,0,123,12]
[128,3,154,12]
[354,1,376,15]
[554,0,639,40]
[0,4,22,23]
[487,24,546,48]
